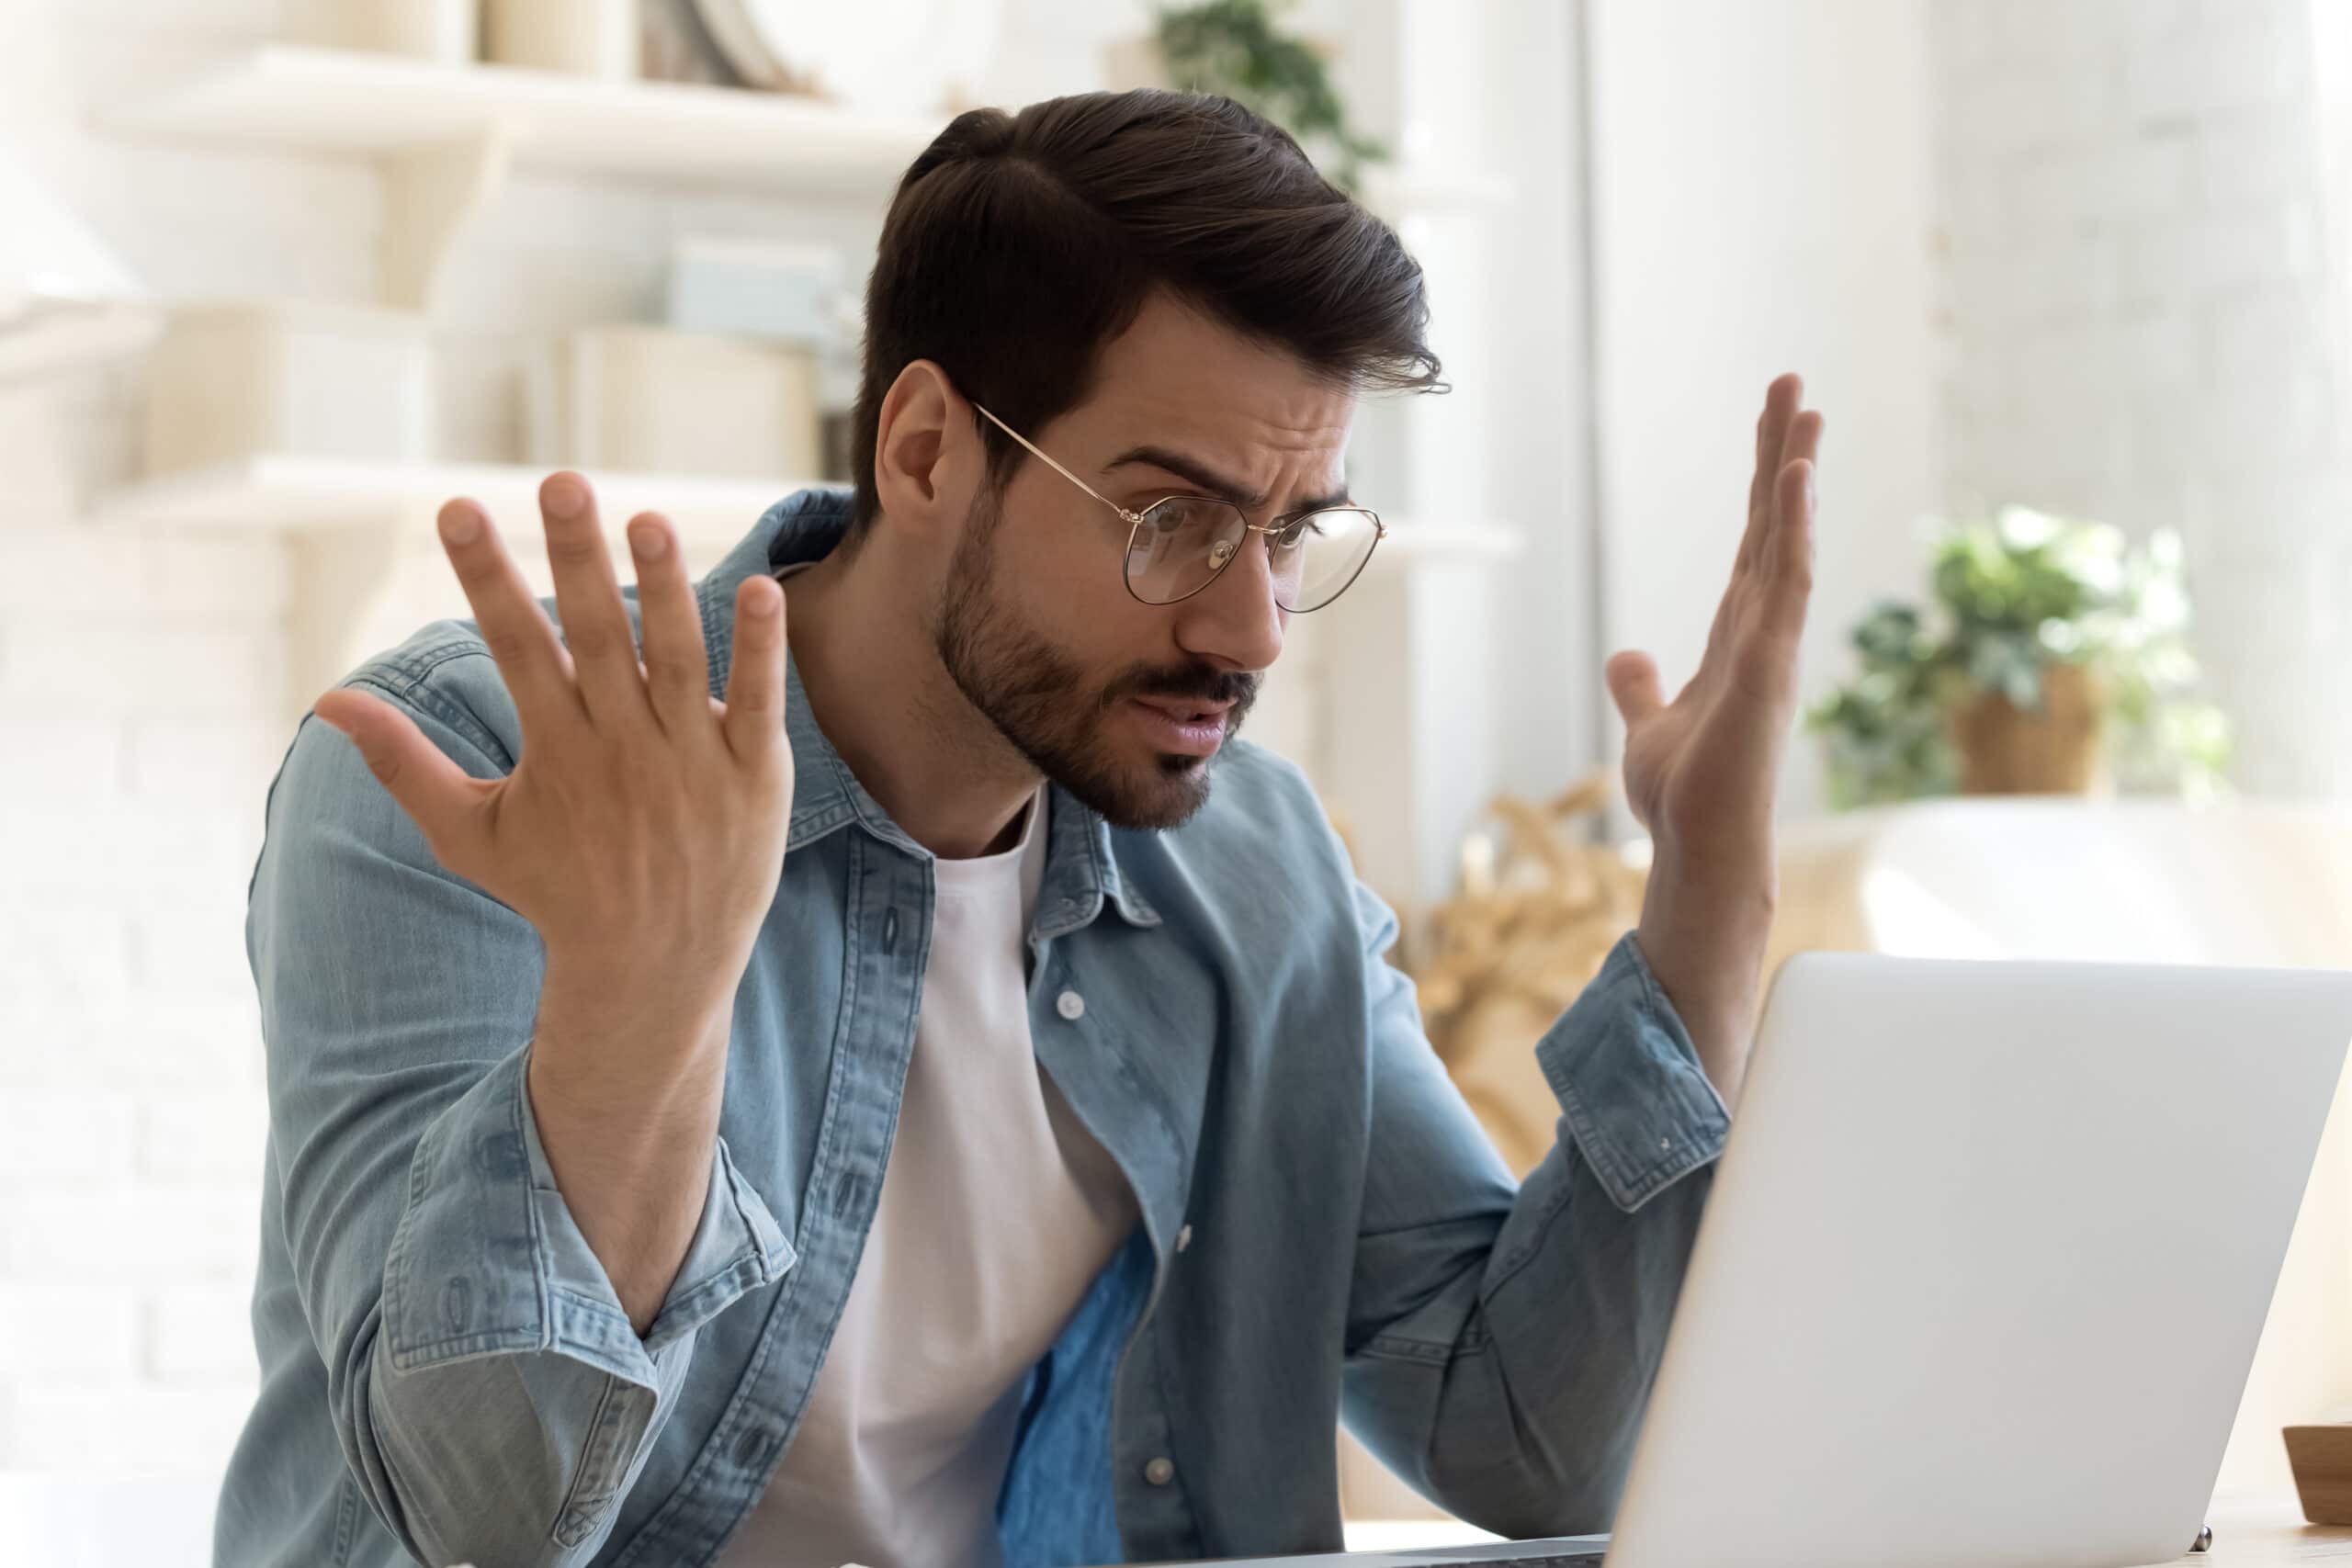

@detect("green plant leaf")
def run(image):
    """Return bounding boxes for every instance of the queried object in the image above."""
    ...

[1154,0,1391,190]
[1811,504,2233,807]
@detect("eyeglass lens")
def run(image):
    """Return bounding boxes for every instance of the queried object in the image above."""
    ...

[1124,499,1380,611]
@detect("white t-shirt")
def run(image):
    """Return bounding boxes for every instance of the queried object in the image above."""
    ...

[722,761,1140,1568]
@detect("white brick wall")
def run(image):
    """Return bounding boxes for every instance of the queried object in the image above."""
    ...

[1928,0,2352,796]
[0,0,1170,1517]
[0,1093,138,1181]
[0,0,618,1496]
[0,1288,141,1383]
[0,297,282,1483]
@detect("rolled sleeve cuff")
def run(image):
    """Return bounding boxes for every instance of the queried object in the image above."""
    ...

[1536,932,1732,1213]
[381,1043,797,1389]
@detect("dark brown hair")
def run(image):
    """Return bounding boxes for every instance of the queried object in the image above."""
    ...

[847,89,1442,534]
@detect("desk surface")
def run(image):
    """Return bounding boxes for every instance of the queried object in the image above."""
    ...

[2159,1496,2352,1563]
[1343,1495,2352,1563]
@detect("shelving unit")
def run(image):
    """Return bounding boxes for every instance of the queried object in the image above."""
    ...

[101,45,1508,307]
[108,45,1513,213]
[87,451,1518,570]
[85,454,820,733]
[90,37,1524,863]
[103,45,933,310]
[105,45,938,197]
[86,450,1518,750]
[88,453,811,546]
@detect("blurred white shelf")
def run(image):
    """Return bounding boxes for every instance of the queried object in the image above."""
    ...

[105,48,1510,216]
[97,49,1501,310]
[0,298,160,381]
[1368,517,1523,566]
[94,453,1519,560]
[104,45,937,198]
[90,454,807,546]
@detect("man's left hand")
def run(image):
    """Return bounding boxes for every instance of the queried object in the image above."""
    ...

[1607,373,1823,1106]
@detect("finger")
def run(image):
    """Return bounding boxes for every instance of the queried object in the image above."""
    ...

[721,573,790,766]
[435,497,584,737]
[1746,377,1800,525]
[311,689,493,875]
[1773,409,1825,583]
[1739,374,1804,576]
[1778,405,1825,481]
[623,511,714,737]
[1605,649,1668,728]
[537,472,653,732]
[1764,456,1818,640]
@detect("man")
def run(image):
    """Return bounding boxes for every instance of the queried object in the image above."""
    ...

[217,89,1821,1567]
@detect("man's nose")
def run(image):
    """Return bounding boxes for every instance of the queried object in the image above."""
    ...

[1172,530,1286,674]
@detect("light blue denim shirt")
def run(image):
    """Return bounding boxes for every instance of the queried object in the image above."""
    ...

[216,487,1732,1568]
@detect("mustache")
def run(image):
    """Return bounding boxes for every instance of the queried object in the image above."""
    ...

[1102,664,1261,710]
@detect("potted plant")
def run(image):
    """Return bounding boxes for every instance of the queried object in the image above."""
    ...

[1808,506,2232,808]
[1103,0,1389,194]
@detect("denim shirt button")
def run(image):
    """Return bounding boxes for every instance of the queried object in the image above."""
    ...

[1175,1224,1193,1253]
[1056,989,1086,1021]
[732,1425,774,1469]
[1143,1456,1176,1486]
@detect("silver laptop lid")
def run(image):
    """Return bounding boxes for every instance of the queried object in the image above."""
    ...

[1600,954,2352,1568]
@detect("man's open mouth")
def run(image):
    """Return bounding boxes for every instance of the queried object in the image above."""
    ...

[1136,698,1233,724]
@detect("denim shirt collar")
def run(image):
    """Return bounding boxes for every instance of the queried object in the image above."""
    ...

[693,488,1162,934]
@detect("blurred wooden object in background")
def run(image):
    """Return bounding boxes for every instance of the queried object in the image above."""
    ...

[2285,1425,2352,1525]
[1951,660,2110,795]
[1408,772,1647,1179]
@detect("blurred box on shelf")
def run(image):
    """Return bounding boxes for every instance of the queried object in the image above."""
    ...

[292,0,481,62]
[667,237,857,479]
[484,0,638,78]
[142,300,433,476]
[536,324,820,479]
[641,0,741,85]
[665,237,846,348]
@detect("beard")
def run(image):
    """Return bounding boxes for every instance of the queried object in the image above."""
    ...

[933,488,1259,831]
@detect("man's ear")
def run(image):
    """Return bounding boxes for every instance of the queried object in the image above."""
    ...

[872,360,980,541]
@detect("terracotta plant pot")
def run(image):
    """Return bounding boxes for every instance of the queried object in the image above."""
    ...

[2286,1423,2352,1524]
[1949,661,2109,795]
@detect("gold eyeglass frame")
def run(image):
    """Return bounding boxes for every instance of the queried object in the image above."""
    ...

[972,402,1385,612]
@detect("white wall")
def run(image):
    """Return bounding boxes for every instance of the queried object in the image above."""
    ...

[0,0,1125,1504]
[1923,0,2352,1497]
[1928,0,2352,801]
[1397,0,1600,886]
[1474,3,1603,809]
[1302,0,1599,917]
[2,0,343,1483]
[1587,0,1941,821]
[0,0,1565,1529]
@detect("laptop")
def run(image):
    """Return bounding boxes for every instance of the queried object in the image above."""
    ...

[1225,953,2352,1567]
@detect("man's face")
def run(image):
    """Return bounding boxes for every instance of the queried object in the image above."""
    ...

[931,293,1356,831]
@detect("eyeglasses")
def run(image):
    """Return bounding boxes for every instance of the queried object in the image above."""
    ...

[973,402,1385,613]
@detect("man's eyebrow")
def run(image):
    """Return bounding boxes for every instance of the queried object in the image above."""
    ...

[1103,445,1352,515]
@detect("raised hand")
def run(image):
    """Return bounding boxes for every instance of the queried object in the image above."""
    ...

[311,471,795,1063]
[1605,374,1824,1096]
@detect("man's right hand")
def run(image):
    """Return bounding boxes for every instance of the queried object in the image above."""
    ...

[313,471,795,1046]
[311,472,795,1332]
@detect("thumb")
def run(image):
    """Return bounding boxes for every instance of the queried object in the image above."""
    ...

[1605,650,1667,728]
[310,689,489,872]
